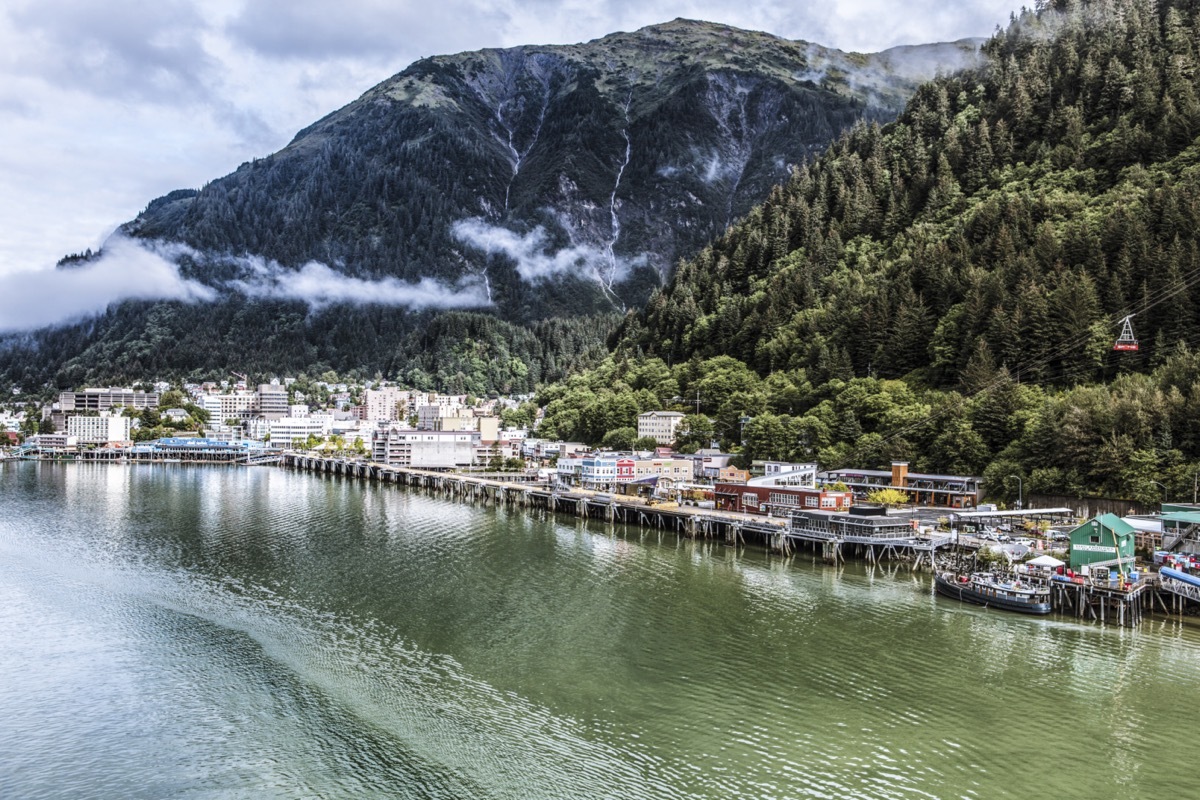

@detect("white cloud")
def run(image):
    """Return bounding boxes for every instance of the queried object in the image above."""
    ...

[0,236,492,334]
[0,235,214,333]
[228,257,490,310]
[452,219,604,282]
[451,218,647,288]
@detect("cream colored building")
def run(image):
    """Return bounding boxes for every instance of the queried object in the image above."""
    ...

[632,458,693,482]
[636,411,686,445]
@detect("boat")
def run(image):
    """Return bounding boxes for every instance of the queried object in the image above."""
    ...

[934,571,1052,615]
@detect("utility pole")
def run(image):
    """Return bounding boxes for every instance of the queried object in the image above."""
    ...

[1007,474,1023,511]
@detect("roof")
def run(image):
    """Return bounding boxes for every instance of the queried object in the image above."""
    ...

[823,468,981,482]
[1161,511,1200,525]
[955,508,1073,519]
[637,411,685,418]
[1078,513,1137,539]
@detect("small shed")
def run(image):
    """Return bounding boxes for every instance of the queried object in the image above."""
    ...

[1069,513,1136,573]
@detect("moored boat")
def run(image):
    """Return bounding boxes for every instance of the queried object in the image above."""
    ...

[934,571,1051,615]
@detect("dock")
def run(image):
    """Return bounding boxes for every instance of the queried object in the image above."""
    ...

[255,454,1200,625]
[283,453,787,546]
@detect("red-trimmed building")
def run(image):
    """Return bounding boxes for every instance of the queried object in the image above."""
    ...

[715,483,854,515]
[715,466,854,516]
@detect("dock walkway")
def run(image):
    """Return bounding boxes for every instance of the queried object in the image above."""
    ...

[284,453,788,547]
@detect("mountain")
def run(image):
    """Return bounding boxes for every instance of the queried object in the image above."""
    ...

[0,20,984,395]
[534,0,1200,504]
[618,2,1200,387]
[124,19,982,315]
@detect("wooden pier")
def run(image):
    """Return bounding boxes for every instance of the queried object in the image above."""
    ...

[282,453,1200,626]
[283,454,786,547]
[1047,576,1159,627]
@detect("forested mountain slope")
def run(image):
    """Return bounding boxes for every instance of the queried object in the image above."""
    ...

[620,2,1200,386]
[536,0,1200,504]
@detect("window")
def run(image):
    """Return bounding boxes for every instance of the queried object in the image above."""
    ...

[742,493,758,507]
[805,496,819,507]
[1089,535,1100,543]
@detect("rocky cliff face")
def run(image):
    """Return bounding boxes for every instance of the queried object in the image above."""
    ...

[126,19,982,318]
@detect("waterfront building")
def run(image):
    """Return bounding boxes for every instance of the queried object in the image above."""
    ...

[820,461,984,508]
[1160,503,1200,555]
[580,456,619,490]
[715,472,854,516]
[269,417,329,447]
[27,433,75,449]
[1068,514,1137,573]
[631,458,693,483]
[556,456,585,484]
[371,429,479,469]
[788,506,915,541]
[67,413,132,445]
[636,411,686,445]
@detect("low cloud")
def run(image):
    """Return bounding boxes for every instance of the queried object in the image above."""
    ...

[452,218,646,287]
[0,237,490,334]
[228,257,490,310]
[0,235,214,333]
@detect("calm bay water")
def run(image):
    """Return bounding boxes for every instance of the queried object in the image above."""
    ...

[1,462,1197,799]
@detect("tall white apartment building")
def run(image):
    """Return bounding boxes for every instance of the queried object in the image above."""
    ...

[364,387,409,422]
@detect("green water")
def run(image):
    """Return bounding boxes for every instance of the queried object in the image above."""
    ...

[0,462,1196,798]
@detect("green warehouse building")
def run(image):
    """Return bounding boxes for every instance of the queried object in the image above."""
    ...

[1068,513,1136,573]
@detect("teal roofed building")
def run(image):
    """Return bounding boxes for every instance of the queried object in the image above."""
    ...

[1068,514,1136,573]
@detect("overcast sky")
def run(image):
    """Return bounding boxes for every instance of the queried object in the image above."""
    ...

[0,0,1023,278]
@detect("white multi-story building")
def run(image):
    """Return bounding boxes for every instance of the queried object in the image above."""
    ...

[269,417,329,447]
[257,384,289,420]
[636,411,686,445]
[371,429,479,469]
[66,413,132,444]
[200,392,257,421]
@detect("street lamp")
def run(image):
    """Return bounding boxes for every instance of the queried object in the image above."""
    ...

[1007,474,1023,511]
[1152,480,1168,503]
